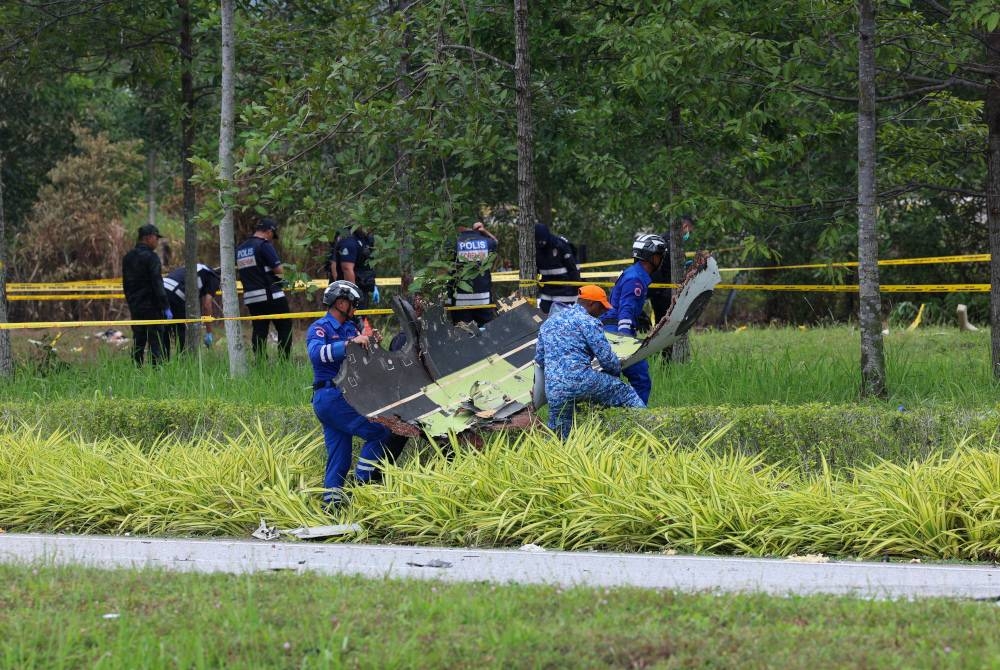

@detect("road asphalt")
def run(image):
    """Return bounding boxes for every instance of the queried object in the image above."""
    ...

[3,532,1000,599]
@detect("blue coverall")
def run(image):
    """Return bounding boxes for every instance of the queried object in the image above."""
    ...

[600,263,653,404]
[306,313,402,504]
[535,303,645,438]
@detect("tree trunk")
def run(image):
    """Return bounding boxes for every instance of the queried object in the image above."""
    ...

[394,0,414,295]
[668,106,690,363]
[514,0,537,299]
[857,0,887,398]
[986,28,1000,377]
[219,0,246,376]
[146,147,157,227]
[179,0,202,352]
[0,152,12,378]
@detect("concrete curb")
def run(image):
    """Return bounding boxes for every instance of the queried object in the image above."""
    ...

[3,533,1000,599]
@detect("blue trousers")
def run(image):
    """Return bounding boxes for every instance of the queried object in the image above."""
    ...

[312,387,401,502]
[546,370,645,439]
[604,326,652,404]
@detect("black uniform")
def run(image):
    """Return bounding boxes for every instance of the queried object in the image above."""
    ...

[331,230,376,308]
[535,224,581,314]
[122,241,169,366]
[236,235,292,358]
[451,229,497,327]
[163,264,220,355]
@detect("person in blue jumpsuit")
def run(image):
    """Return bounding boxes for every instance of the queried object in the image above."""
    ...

[307,280,407,507]
[600,233,667,404]
[535,284,645,438]
[534,223,581,314]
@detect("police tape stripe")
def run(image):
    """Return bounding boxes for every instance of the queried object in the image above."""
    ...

[7,252,990,295]
[0,304,505,330]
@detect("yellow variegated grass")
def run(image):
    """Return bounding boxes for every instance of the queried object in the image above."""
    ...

[5,419,1000,559]
[0,420,332,535]
[353,422,1000,559]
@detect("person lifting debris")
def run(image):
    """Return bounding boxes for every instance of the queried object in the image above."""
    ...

[534,284,645,439]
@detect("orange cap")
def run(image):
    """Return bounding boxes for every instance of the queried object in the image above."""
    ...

[578,284,611,309]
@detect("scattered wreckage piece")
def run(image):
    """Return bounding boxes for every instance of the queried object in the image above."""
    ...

[619,252,721,368]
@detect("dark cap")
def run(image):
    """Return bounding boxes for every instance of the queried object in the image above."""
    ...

[256,217,279,239]
[137,224,163,239]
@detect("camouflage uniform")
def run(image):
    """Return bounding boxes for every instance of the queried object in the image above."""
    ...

[534,303,645,438]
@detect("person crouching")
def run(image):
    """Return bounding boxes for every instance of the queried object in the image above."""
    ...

[534,284,646,439]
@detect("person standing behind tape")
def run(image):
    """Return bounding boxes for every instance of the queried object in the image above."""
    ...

[534,223,581,314]
[535,284,645,438]
[600,233,667,404]
[122,224,170,366]
[307,280,407,508]
[451,221,498,327]
[332,226,379,309]
[163,263,219,356]
[236,217,292,359]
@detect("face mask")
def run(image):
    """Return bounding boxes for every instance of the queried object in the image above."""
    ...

[682,231,691,242]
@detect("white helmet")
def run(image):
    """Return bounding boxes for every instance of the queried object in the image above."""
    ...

[322,280,362,308]
[632,233,668,262]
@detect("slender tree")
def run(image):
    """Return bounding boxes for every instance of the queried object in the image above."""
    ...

[513,0,537,299]
[178,0,204,351]
[0,152,12,378]
[988,26,1000,377]
[857,0,886,398]
[218,0,245,376]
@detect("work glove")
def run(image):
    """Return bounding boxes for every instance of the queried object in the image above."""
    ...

[203,332,214,348]
[372,285,381,304]
[164,308,174,320]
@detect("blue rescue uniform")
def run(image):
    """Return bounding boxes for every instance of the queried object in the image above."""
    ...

[600,263,653,403]
[307,314,402,504]
[535,303,644,438]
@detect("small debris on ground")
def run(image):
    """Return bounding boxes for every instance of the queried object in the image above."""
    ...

[785,554,829,563]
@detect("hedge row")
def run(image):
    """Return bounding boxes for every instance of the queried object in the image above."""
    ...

[2,400,997,471]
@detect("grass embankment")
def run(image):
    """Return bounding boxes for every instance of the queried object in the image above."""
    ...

[3,326,997,408]
[5,423,1000,560]
[1,564,998,669]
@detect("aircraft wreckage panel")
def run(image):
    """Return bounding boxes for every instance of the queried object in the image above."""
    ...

[336,254,720,436]
[333,345,440,421]
[417,300,543,378]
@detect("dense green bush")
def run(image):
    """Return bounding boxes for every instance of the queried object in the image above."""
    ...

[619,404,1000,472]
[3,399,999,472]
[0,399,318,444]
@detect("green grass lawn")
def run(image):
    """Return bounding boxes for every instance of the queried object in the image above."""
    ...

[1,563,998,669]
[4,325,997,409]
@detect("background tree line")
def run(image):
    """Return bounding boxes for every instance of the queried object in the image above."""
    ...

[0,1,998,334]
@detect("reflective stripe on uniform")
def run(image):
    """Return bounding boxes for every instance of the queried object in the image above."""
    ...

[540,293,576,303]
[244,288,284,304]
[539,267,568,276]
[455,291,491,306]
[319,343,334,363]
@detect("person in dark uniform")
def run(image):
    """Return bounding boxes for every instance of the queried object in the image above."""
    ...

[451,221,498,327]
[647,214,695,326]
[163,263,220,356]
[235,217,292,359]
[122,224,170,366]
[329,227,378,308]
[307,280,408,507]
[600,233,667,404]
[534,223,581,314]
